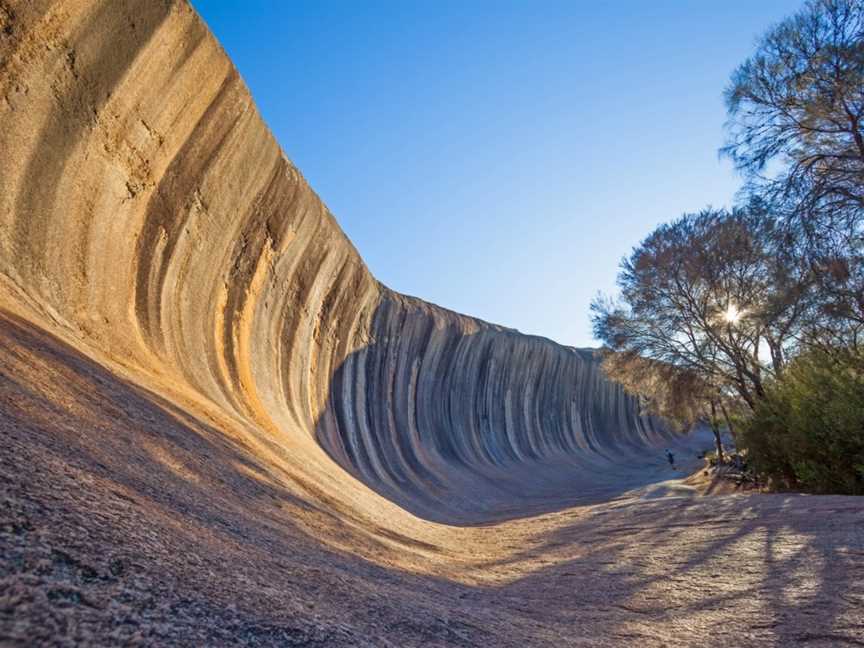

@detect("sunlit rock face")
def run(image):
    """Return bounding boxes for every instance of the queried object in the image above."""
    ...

[0,0,677,524]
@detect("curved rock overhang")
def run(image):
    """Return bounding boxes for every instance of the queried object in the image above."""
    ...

[0,0,680,525]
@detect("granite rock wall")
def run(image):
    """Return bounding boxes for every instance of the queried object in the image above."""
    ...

[0,0,677,523]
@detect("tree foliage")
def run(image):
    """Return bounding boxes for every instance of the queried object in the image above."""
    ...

[723,0,864,329]
[599,351,711,429]
[599,350,733,460]
[592,206,812,410]
[593,0,864,492]
[723,0,864,217]
[737,346,864,494]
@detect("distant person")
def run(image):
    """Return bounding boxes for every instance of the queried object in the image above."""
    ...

[666,449,675,469]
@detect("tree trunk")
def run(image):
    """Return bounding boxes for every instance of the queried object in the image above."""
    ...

[769,339,784,377]
[719,401,736,444]
[710,400,725,465]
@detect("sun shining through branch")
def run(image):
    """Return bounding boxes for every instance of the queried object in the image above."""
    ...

[722,303,742,325]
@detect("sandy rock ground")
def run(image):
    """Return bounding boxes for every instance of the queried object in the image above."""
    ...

[2,309,863,647]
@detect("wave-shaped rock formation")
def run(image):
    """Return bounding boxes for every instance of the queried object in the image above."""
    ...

[0,0,680,525]
[6,4,864,646]
[316,293,678,521]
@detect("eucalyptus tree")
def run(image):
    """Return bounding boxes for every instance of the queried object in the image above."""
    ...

[723,0,864,330]
[591,207,813,419]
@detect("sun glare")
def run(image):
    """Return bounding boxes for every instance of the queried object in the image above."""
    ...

[723,303,742,324]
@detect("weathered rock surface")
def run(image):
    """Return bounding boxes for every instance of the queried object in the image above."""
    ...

[1,2,863,646]
[0,0,677,524]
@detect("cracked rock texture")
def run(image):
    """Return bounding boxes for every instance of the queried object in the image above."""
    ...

[1,2,863,647]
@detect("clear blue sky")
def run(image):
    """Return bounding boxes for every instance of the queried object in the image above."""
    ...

[192,0,801,348]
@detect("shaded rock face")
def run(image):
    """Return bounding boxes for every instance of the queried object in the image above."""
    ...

[0,0,676,523]
[316,292,675,522]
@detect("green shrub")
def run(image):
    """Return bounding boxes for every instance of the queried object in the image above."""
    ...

[738,348,864,495]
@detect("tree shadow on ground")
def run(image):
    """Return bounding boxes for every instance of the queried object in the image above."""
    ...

[464,493,864,644]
